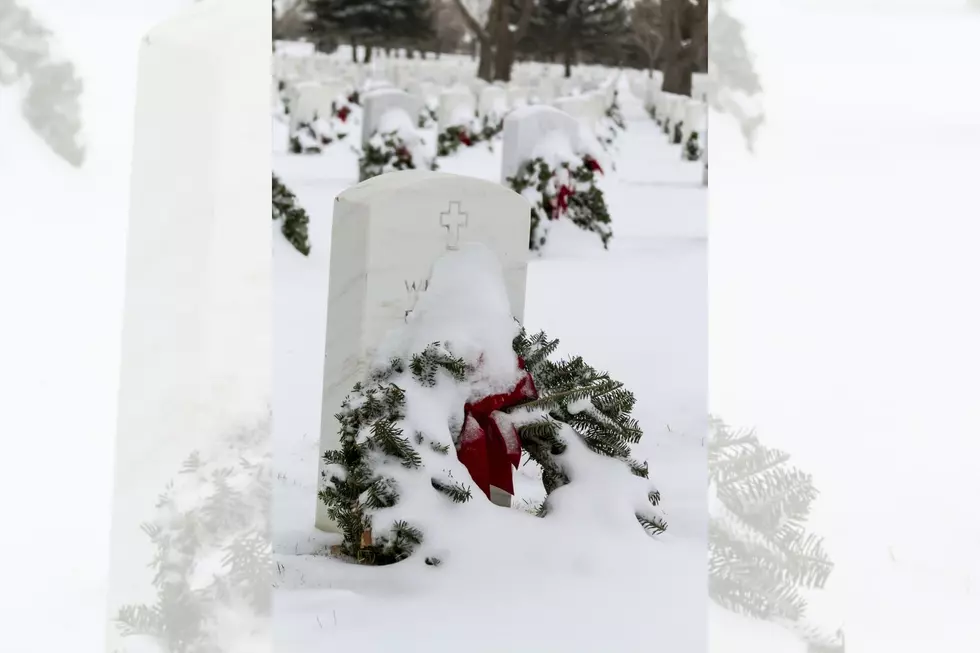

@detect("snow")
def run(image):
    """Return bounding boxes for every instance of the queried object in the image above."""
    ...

[273,80,710,651]
[14,2,980,651]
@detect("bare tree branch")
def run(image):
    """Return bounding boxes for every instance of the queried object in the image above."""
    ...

[451,0,491,43]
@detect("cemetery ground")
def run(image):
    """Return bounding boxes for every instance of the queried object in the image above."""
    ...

[272,81,738,651]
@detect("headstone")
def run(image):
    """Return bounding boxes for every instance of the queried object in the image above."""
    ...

[361,87,421,146]
[289,79,348,135]
[437,86,477,131]
[106,0,270,650]
[315,171,532,532]
[553,94,602,130]
[683,99,707,145]
[478,85,508,119]
[500,104,581,183]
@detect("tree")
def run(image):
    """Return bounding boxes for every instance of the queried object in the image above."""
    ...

[626,0,664,79]
[0,0,85,167]
[708,0,765,149]
[451,0,535,81]
[273,0,312,42]
[659,0,707,96]
[308,0,435,63]
[530,0,630,78]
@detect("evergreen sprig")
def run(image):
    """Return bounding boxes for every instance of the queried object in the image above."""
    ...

[709,417,843,651]
[272,173,311,256]
[511,328,664,534]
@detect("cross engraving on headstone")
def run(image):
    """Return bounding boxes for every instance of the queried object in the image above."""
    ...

[440,201,468,250]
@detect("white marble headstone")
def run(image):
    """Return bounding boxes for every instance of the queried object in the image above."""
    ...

[315,171,532,532]
[500,104,580,183]
[290,79,348,134]
[437,87,476,131]
[478,85,508,119]
[361,87,421,146]
[106,0,270,649]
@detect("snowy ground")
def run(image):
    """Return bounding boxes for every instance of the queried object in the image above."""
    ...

[273,87,720,651]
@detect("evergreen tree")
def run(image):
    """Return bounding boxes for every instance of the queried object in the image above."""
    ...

[0,0,85,167]
[709,417,844,652]
[527,0,631,77]
[307,0,435,56]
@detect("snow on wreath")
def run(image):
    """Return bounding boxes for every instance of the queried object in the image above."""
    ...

[319,243,666,566]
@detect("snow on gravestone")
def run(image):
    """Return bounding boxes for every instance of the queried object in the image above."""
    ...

[360,87,421,146]
[315,170,532,531]
[106,0,269,649]
[478,85,508,120]
[289,79,348,136]
[437,86,476,131]
[500,104,582,183]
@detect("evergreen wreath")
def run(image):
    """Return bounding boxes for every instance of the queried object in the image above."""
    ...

[289,115,330,154]
[417,103,438,129]
[605,92,626,132]
[358,129,436,182]
[478,114,504,142]
[684,131,702,162]
[436,124,477,157]
[709,417,844,652]
[114,423,272,653]
[507,154,612,251]
[647,104,658,125]
[272,173,311,256]
[672,120,685,145]
[319,328,666,566]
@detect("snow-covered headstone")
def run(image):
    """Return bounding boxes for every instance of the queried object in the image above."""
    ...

[437,86,477,131]
[500,104,581,183]
[289,79,348,135]
[361,87,421,146]
[478,85,508,120]
[106,0,270,650]
[315,170,531,531]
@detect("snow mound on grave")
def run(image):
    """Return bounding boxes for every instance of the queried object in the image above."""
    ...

[329,244,665,572]
[374,242,521,396]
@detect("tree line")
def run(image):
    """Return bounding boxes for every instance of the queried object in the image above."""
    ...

[273,0,708,96]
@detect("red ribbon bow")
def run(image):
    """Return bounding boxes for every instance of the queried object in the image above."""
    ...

[337,106,351,123]
[456,358,538,500]
[583,156,603,174]
[552,184,575,220]
[458,130,472,146]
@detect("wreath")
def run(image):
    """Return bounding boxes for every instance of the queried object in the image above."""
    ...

[288,113,343,154]
[272,173,311,256]
[507,154,612,251]
[417,102,438,129]
[436,124,478,157]
[684,131,702,162]
[605,92,626,132]
[478,114,504,142]
[358,129,436,181]
[672,120,685,145]
[320,328,666,566]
